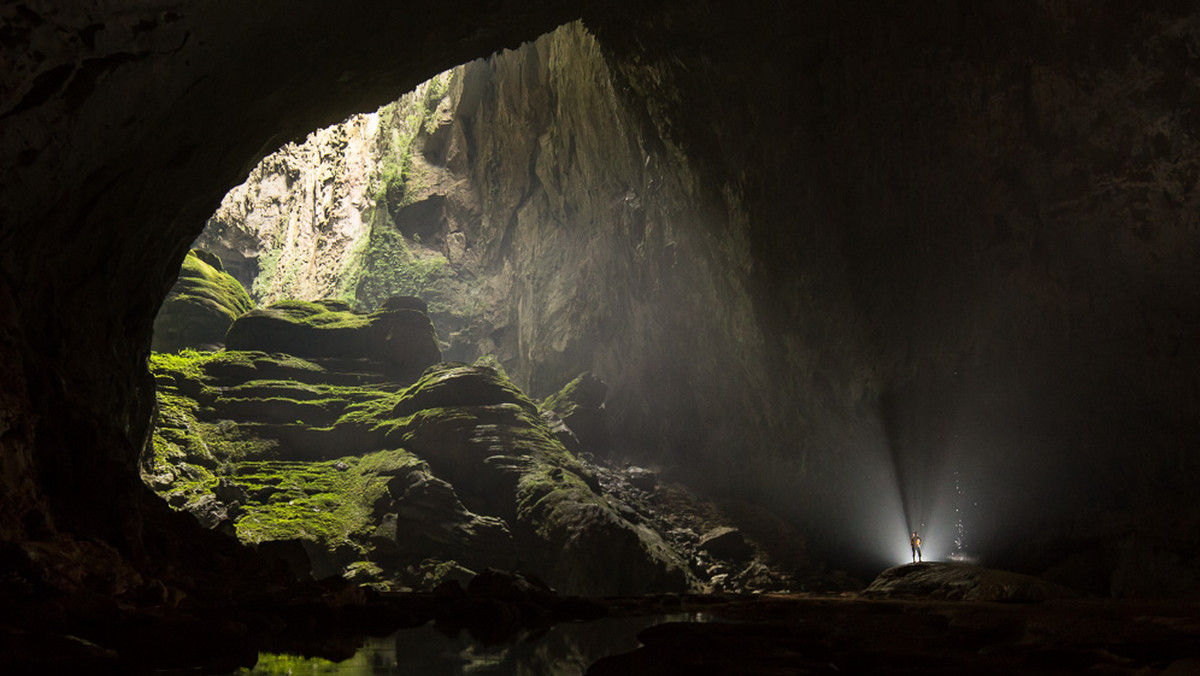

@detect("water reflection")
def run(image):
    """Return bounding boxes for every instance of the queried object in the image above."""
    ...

[234,613,716,675]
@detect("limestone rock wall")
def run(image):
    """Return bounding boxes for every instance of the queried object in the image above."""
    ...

[589,1,1200,586]
[0,0,593,580]
[200,114,380,301]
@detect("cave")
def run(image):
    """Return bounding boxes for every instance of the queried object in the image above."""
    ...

[4,1,1200,673]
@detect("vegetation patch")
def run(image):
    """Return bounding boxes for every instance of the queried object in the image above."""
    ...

[232,454,394,549]
[340,208,451,312]
[152,249,254,353]
[260,299,372,330]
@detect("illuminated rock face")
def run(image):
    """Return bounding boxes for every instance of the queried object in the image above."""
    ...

[192,22,767,485]
[0,0,586,565]
[151,250,253,352]
[2,1,1200,598]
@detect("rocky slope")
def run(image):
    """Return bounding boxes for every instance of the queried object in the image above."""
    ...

[145,295,813,594]
[145,296,714,594]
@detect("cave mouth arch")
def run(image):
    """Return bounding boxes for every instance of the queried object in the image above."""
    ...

[140,20,808,596]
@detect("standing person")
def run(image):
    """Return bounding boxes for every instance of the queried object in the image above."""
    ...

[910,531,922,562]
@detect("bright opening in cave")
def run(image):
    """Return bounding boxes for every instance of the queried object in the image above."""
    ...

[147,22,827,599]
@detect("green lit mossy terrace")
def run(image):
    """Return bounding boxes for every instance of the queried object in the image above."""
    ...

[145,290,689,594]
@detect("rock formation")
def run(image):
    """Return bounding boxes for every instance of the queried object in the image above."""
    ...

[145,301,697,594]
[152,249,253,352]
[224,298,442,382]
[864,562,1078,603]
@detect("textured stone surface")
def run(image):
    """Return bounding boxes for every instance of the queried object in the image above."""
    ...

[0,0,594,597]
[189,23,766,480]
[386,363,692,595]
[147,349,692,594]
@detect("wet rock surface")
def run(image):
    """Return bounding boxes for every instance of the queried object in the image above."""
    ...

[4,581,1200,675]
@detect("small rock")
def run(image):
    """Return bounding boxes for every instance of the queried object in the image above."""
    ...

[698,527,754,561]
[669,527,698,544]
[213,477,249,505]
[184,494,228,529]
[625,466,658,492]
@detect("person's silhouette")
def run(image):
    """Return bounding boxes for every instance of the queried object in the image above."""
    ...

[910,531,922,562]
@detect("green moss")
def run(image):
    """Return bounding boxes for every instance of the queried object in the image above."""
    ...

[395,363,533,413]
[175,249,253,318]
[332,391,407,431]
[339,208,451,312]
[336,72,458,311]
[257,300,373,330]
[250,239,283,300]
[515,463,597,530]
[238,652,344,675]
[540,372,593,418]
[201,350,327,382]
[149,348,208,382]
[232,450,414,548]
[422,71,451,122]
[473,354,510,381]
[153,250,255,352]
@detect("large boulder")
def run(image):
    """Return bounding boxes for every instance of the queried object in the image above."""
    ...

[371,462,518,576]
[390,363,691,595]
[864,562,1079,602]
[224,297,440,383]
[697,527,754,562]
[541,372,609,457]
[152,250,253,352]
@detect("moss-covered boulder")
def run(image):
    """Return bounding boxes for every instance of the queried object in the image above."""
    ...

[389,364,690,595]
[152,249,253,352]
[541,372,609,456]
[225,297,440,383]
[143,350,518,588]
[144,352,690,594]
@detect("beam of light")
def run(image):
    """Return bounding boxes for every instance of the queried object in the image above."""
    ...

[828,404,988,573]
[842,413,926,569]
[859,405,986,569]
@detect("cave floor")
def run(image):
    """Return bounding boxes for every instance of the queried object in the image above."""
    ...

[589,593,1200,675]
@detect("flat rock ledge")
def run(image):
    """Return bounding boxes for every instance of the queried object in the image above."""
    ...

[863,561,1079,602]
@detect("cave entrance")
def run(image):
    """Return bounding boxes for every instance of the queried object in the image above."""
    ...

[141,21,795,597]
